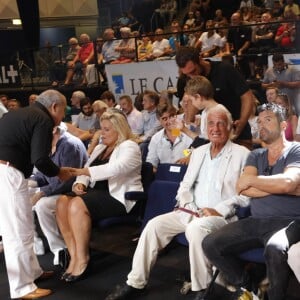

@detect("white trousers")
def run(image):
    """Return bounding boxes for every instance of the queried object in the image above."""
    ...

[33,195,65,258]
[86,64,98,85]
[0,164,42,299]
[288,241,300,283]
[127,210,227,291]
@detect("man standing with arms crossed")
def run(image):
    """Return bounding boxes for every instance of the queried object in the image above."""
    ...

[0,89,74,299]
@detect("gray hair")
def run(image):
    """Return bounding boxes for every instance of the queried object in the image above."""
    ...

[56,122,67,135]
[36,89,66,108]
[207,104,234,138]
[72,90,86,100]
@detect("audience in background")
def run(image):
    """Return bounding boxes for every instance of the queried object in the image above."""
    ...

[137,35,153,61]
[266,86,280,103]
[64,33,94,86]
[274,92,298,140]
[262,53,300,115]
[112,27,136,64]
[119,95,144,135]
[151,28,172,59]
[0,94,9,108]
[136,90,162,161]
[248,11,277,80]
[275,9,297,50]
[0,98,7,118]
[101,28,120,64]
[69,90,86,124]
[226,12,252,79]
[50,37,80,87]
[7,99,21,110]
[28,94,38,105]
[169,20,188,55]
[195,20,222,57]
[100,90,120,109]
[86,100,109,155]
[72,97,97,133]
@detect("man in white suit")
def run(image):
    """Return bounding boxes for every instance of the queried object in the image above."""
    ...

[105,104,250,300]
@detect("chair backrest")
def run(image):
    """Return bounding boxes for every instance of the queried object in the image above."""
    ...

[97,162,154,228]
[141,161,155,194]
[141,163,188,229]
[155,163,188,182]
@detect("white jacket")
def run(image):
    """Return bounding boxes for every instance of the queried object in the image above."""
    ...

[176,140,250,221]
[74,140,143,213]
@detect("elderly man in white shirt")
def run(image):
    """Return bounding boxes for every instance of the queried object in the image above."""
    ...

[195,20,222,58]
[151,28,172,59]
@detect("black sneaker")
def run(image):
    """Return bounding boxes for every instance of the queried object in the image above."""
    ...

[105,283,145,300]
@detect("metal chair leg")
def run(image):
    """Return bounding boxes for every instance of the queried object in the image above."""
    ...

[200,269,220,300]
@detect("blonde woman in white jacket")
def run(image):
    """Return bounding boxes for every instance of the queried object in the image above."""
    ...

[56,109,143,282]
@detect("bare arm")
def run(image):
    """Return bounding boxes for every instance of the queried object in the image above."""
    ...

[237,165,300,196]
[233,90,254,139]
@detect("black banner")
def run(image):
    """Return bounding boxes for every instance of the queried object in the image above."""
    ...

[0,64,21,87]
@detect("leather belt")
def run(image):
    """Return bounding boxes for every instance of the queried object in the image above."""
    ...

[0,160,16,169]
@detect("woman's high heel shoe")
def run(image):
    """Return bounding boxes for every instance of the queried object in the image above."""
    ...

[65,263,90,283]
[60,272,71,281]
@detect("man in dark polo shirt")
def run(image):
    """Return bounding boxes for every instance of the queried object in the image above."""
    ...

[176,46,254,150]
[0,89,74,299]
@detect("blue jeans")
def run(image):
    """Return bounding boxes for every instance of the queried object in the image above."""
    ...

[202,217,297,300]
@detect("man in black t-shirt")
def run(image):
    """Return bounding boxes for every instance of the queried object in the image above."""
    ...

[176,46,254,149]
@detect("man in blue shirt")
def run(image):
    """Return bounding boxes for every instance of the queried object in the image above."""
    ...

[30,122,87,265]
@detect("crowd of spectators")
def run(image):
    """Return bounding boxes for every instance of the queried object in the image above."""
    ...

[1,1,300,299]
[30,0,299,90]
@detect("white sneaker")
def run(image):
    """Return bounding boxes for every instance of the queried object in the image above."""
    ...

[235,287,259,300]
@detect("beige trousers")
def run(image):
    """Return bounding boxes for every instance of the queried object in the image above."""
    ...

[127,210,227,291]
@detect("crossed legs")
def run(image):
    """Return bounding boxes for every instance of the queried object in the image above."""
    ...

[56,195,91,276]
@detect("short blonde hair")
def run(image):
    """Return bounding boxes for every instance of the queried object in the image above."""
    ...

[185,76,214,99]
[92,100,108,111]
[100,110,135,145]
